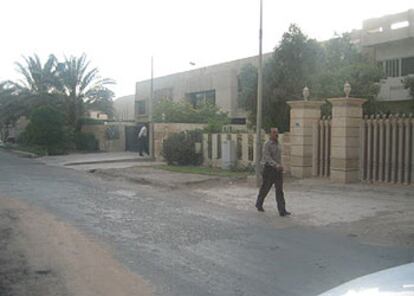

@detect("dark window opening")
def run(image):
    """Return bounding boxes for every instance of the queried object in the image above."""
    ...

[385,59,400,77]
[136,101,146,115]
[186,90,216,108]
[231,118,246,125]
[402,57,414,76]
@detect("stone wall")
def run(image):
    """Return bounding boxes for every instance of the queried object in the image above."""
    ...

[81,123,129,152]
[201,132,291,173]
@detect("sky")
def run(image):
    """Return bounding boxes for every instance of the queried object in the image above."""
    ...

[0,0,412,98]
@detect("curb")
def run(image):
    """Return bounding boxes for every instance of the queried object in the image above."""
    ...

[63,158,151,166]
[0,147,38,159]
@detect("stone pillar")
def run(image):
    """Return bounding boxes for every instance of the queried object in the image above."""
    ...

[287,101,325,178]
[328,98,366,183]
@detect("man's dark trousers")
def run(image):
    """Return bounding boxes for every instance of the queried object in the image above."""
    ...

[256,165,286,214]
[138,136,148,155]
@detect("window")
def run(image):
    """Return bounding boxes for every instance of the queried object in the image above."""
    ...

[186,90,216,108]
[231,118,246,125]
[136,100,146,115]
[385,59,400,77]
[402,57,414,76]
[367,27,383,34]
[391,21,409,30]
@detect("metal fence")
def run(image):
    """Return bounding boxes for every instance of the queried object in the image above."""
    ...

[312,116,332,177]
[202,132,290,170]
[360,114,414,184]
[203,133,256,167]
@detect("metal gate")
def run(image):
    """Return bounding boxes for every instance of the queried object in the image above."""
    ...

[125,126,139,152]
[312,116,332,177]
[360,114,414,184]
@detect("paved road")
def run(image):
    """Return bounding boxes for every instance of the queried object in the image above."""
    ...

[0,150,413,296]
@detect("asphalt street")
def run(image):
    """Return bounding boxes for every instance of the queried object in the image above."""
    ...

[0,150,413,296]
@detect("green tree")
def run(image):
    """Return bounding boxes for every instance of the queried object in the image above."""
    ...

[254,24,323,132]
[24,106,71,154]
[238,63,258,112]
[238,25,383,131]
[11,54,63,117]
[315,34,383,99]
[153,99,229,131]
[57,54,115,129]
[14,54,60,96]
[403,76,414,111]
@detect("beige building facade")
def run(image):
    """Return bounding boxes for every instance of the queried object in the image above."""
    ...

[135,53,272,123]
[114,95,135,121]
[135,9,414,123]
[351,9,414,101]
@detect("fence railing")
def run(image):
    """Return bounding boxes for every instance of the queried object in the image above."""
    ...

[360,113,414,184]
[312,116,332,177]
[203,133,257,168]
[202,132,290,170]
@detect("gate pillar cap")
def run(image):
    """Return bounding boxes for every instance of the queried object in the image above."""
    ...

[327,98,367,107]
[287,100,325,109]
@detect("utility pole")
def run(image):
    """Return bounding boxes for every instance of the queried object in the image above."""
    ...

[149,56,154,159]
[255,0,263,186]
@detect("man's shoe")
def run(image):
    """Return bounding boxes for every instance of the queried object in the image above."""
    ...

[256,206,265,212]
[279,211,291,217]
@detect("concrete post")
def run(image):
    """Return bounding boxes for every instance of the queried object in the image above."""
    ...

[328,98,367,183]
[287,100,325,178]
[241,134,249,165]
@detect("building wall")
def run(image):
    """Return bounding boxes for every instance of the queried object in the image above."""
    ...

[137,9,414,115]
[135,53,272,121]
[114,95,135,121]
[81,123,128,152]
[355,9,414,101]
[88,110,109,120]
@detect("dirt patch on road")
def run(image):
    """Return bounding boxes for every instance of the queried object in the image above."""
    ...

[0,197,152,296]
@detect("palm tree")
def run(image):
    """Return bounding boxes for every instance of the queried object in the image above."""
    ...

[14,54,60,96]
[58,54,115,129]
[12,54,63,112]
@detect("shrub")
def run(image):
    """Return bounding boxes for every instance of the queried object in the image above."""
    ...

[75,132,99,152]
[24,106,71,155]
[162,130,203,166]
[153,100,229,126]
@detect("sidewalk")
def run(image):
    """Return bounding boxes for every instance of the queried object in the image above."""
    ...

[38,152,232,186]
[194,178,414,247]
[38,152,165,171]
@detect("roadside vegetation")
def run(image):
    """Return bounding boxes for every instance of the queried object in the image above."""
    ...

[161,24,409,168]
[0,54,114,155]
[403,75,414,110]
[238,24,390,132]
[153,99,230,133]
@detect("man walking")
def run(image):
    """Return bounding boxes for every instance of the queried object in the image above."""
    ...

[255,128,291,217]
[137,125,148,156]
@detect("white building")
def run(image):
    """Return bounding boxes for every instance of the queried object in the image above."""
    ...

[135,53,272,124]
[135,9,414,123]
[351,9,414,101]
